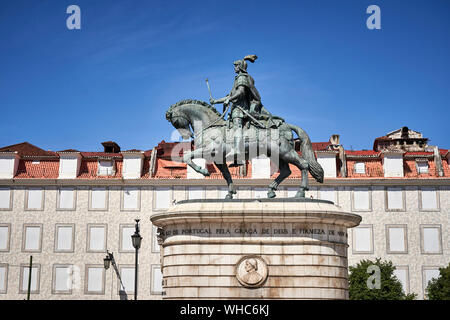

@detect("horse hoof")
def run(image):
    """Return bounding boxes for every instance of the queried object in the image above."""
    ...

[267,191,276,198]
[225,194,233,199]
[295,191,305,198]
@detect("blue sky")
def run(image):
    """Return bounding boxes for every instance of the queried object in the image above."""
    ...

[0,0,449,152]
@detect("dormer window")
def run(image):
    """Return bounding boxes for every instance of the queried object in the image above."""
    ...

[98,160,115,176]
[416,159,429,174]
[354,162,365,174]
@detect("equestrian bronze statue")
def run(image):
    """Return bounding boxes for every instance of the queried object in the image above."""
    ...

[165,55,324,199]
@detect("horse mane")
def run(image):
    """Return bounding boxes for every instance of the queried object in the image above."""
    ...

[166,99,221,121]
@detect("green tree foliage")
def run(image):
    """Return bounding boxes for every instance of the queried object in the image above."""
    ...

[349,258,417,300]
[426,263,450,300]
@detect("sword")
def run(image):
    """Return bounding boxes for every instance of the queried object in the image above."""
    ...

[234,105,267,129]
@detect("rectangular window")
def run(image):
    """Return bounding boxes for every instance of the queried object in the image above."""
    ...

[88,225,106,252]
[122,187,139,210]
[251,157,271,179]
[0,225,10,252]
[386,225,407,253]
[421,225,442,254]
[98,160,114,176]
[416,161,429,174]
[187,187,204,200]
[26,188,43,210]
[420,187,438,211]
[253,188,267,199]
[55,225,74,252]
[120,225,135,252]
[86,266,104,294]
[23,225,42,252]
[119,266,135,295]
[352,226,373,253]
[0,265,7,294]
[353,187,370,211]
[151,265,163,294]
[393,267,409,294]
[90,187,107,210]
[354,162,365,174]
[20,265,40,293]
[319,187,335,203]
[386,187,403,210]
[154,188,171,210]
[53,265,72,294]
[0,187,11,210]
[423,267,440,296]
[58,187,75,210]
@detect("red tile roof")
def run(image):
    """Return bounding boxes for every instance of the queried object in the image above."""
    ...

[0,142,58,158]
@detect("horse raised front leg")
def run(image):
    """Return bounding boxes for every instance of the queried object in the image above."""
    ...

[183,148,210,176]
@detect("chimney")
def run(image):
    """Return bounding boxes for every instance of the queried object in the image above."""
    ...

[101,141,121,153]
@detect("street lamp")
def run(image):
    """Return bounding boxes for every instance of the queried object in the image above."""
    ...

[131,219,142,301]
[104,251,112,270]
[103,250,127,299]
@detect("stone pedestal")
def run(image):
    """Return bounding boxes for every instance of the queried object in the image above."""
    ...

[150,199,361,300]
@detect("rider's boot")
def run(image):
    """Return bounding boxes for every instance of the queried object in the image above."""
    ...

[226,134,244,166]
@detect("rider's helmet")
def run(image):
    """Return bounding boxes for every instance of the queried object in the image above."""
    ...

[233,55,257,73]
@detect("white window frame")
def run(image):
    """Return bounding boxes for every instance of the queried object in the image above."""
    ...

[318,187,337,204]
[422,266,441,298]
[121,187,141,211]
[351,187,372,212]
[420,225,443,254]
[352,225,374,254]
[52,264,73,294]
[85,265,105,295]
[386,224,408,254]
[97,160,115,176]
[151,264,163,295]
[118,265,135,295]
[119,224,135,253]
[19,264,40,294]
[416,160,429,174]
[56,187,77,211]
[393,266,410,294]
[0,187,13,211]
[0,224,11,252]
[89,187,109,211]
[87,224,107,253]
[385,187,405,212]
[22,224,43,253]
[354,162,366,174]
[54,224,75,253]
[0,264,8,294]
[25,187,45,211]
[186,186,205,200]
[153,187,172,211]
[419,187,440,212]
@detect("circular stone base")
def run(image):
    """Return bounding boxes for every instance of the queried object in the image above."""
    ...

[150,199,361,300]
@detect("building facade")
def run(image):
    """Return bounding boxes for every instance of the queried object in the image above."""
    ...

[0,127,448,299]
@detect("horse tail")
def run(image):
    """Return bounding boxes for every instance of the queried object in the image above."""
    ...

[288,124,324,183]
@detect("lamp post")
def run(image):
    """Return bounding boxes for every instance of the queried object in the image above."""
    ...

[104,250,126,299]
[131,219,142,301]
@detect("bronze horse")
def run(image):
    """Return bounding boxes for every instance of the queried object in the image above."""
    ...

[166,99,324,199]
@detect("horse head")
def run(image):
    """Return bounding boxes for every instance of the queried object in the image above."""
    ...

[166,99,223,140]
